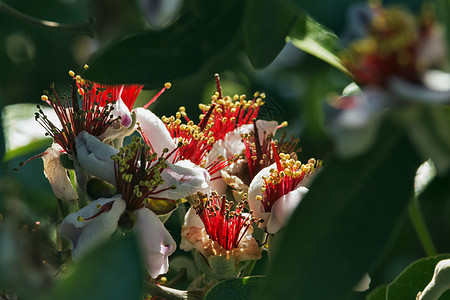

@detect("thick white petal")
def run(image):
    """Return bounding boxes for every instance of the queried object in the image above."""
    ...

[248,163,275,222]
[111,97,132,128]
[134,208,176,278]
[154,160,210,200]
[254,120,278,142]
[179,207,204,252]
[267,186,308,234]
[58,197,126,261]
[223,124,253,158]
[42,144,77,203]
[134,107,177,156]
[390,76,450,104]
[75,131,118,185]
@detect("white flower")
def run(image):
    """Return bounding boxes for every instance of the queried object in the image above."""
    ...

[58,196,176,278]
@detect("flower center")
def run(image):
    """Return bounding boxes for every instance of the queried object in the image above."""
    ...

[111,136,175,211]
[193,192,259,251]
[199,74,265,141]
[256,143,321,212]
[35,71,142,154]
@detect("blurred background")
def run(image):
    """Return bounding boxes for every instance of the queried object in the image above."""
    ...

[0,0,449,299]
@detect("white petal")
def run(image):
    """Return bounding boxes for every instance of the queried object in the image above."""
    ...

[183,207,204,228]
[134,208,176,278]
[75,131,118,185]
[154,160,210,200]
[267,186,308,234]
[248,163,275,221]
[223,124,253,158]
[134,107,177,156]
[254,120,278,142]
[58,197,126,261]
[389,76,450,104]
[179,207,204,252]
[111,97,133,127]
[42,144,77,203]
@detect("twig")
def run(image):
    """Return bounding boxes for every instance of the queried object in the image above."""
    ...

[0,1,95,37]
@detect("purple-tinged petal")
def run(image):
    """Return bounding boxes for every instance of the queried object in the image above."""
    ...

[111,98,132,128]
[134,208,176,278]
[75,131,119,185]
[58,196,126,261]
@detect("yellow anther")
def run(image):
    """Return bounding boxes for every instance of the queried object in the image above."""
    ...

[77,216,84,221]
[164,82,172,89]
[84,64,89,70]
[280,121,288,128]
[179,106,186,112]
[41,95,49,102]
[69,70,75,77]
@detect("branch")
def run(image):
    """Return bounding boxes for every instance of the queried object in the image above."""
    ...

[0,1,95,37]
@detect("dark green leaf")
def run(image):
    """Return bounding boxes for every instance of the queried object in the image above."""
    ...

[366,285,387,300]
[255,118,421,299]
[243,0,301,69]
[205,276,266,300]
[86,1,244,85]
[2,138,52,163]
[47,235,143,300]
[386,254,450,299]
[288,16,351,77]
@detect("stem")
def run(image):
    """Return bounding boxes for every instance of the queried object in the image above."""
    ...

[0,1,95,37]
[143,282,202,300]
[241,259,257,277]
[408,195,437,256]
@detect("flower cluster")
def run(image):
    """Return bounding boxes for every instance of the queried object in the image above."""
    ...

[33,71,320,284]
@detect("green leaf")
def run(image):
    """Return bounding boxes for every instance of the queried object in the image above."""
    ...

[47,235,143,300]
[205,276,266,300]
[386,254,450,299]
[3,138,52,162]
[86,1,244,85]
[255,118,421,299]
[288,16,352,77]
[243,0,301,69]
[367,285,387,300]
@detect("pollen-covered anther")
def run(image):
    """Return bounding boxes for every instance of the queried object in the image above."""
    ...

[41,95,49,102]
[164,82,172,89]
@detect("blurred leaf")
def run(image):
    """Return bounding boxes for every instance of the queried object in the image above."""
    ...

[86,0,244,85]
[0,108,5,166]
[47,235,143,300]
[367,285,387,300]
[3,138,51,162]
[436,0,450,49]
[205,276,265,300]
[283,0,424,32]
[255,118,421,299]
[243,0,301,69]
[386,254,450,299]
[288,16,352,77]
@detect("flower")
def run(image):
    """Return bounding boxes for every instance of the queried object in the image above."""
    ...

[331,4,450,161]
[180,192,261,279]
[248,143,321,234]
[35,71,143,154]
